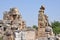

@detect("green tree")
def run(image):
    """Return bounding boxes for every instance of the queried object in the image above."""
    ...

[32,25,38,30]
[51,21,60,35]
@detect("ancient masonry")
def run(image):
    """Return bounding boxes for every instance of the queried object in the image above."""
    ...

[3,8,26,30]
[0,8,26,40]
[37,5,54,40]
[0,5,55,40]
[38,5,53,37]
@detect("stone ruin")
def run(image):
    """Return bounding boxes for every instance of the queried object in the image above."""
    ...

[37,5,55,40]
[0,8,26,40]
[0,5,59,40]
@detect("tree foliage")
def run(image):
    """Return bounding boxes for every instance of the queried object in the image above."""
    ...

[51,21,60,35]
[32,25,38,30]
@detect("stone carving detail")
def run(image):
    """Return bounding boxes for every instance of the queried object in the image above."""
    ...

[38,5,54,38]
[0,8,26,40]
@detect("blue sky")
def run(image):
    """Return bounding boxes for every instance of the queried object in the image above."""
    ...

[0,0,60,26]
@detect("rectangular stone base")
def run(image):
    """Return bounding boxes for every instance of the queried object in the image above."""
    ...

[38,37,48,40]
[37,37,54,40]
